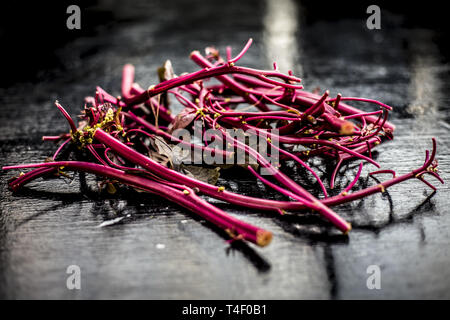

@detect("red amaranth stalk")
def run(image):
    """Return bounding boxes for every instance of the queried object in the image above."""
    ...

[190,50,271,111]
[92,128,351,233]
[124,111,233,159]
[219,117,380,167]
[7,138,441,214]
[123,59,303,106]
[4,161,272,247]
[321,113,355,135]
[278,89,395,132]
[270,142,329,198]
[96,86,127,108]
[5,40,444,246]
[230,73,394,132]
[342,162,363,194]
[214,127,351,233]
[192,93,380,204]
[8,167,58,190]
[92,128,300,210]
[129,83,175,123]
[228,38,254,64]
[55,101,77,133]
[301,138,442,208]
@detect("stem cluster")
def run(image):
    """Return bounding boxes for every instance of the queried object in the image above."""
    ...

[3,39,443,247]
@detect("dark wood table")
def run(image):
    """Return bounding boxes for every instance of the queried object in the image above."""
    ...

[1,0,449,299]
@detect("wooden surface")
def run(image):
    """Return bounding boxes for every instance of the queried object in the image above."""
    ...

[0,0,449,299]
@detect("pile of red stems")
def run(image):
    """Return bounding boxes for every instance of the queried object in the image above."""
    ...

[3,39,443,247]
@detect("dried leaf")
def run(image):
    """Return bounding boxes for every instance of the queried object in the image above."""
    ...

[171,145,193,170]
[168,106,197,133]
[157,60,175,108]
[181,165,221,185]
[148,150,171,167]
[153,136,174,167]
[106,183,117,194]
[157,60,175,82]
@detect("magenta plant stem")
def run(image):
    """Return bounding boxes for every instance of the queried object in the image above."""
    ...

[190,51,271,111]
[92,128,351,232]
[124,58,302,107]
[3,40,445,248]
[5,161,272,247]
[125,111,233,159]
